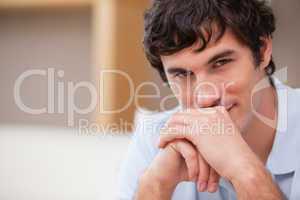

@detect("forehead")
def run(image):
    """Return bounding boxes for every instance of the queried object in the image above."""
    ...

[161,29,249,69]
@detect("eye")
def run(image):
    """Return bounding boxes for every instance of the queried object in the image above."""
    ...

[213,58,233,69]
[173,70,194,78]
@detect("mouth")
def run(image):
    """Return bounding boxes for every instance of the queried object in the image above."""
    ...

[225,103,235,112]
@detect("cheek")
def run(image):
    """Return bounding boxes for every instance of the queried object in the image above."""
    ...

[225,74,247,97]
[225,75,254,112]
[225,61,257,100]
[225,80,254,131]
[225,76,263,134]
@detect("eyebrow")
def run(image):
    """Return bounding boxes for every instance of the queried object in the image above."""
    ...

[167,68,191,75]
[166,49,236,74]
[206,49,235,64]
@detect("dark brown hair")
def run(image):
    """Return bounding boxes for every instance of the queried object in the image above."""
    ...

[143,0,276,82]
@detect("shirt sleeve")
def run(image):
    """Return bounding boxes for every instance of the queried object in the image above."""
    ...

[117,117,161,200]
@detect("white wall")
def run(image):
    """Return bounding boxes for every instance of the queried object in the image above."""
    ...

[0,125,131,200]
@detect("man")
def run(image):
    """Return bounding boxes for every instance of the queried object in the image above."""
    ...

[118,0,300,199]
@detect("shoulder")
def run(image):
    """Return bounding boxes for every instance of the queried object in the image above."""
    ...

[273,78,300,134]
[285,86,300,132]
[133,106,179,137]
[132,107,179,154]
[267,82,300,174]
[117,107,180,199]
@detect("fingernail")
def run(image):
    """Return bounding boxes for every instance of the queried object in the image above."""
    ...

[199,182,207,192]
[208,183,218,193]
[197,181,201,191]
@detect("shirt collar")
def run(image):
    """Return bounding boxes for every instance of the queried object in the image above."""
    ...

[266,77,299,175]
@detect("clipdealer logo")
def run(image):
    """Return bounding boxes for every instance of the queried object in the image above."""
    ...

[13,68,178,128]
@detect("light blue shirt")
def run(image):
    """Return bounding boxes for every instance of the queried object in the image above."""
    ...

[118,79,300,200]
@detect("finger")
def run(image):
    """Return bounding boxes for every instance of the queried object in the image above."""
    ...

[207,168,220,193]
[166,112,208,127]
[171,140,199,181]
[159,124,201,149]
[159,124,190,148]
[166,113,190,126]
[197,153,210,192]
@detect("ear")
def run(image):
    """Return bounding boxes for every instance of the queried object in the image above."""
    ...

[259,36,273,71]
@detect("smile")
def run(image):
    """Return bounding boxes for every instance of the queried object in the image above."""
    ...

[225,104,235,112]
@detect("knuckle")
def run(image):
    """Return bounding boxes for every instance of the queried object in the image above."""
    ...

[199,173,209,182]
[199,166,210,181]
[189,163,198,175]
[186,151,197,161]
[209,171,220,183]
[168,141,179,151]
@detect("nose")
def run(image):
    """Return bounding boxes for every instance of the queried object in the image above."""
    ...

[195,82,222,108]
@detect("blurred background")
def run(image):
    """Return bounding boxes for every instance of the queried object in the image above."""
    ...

[0,0,299,199]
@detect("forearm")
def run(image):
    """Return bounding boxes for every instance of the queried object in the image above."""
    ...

[231,163,284,200]
[135,172,176,200]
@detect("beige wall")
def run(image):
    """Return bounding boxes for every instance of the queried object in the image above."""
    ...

[92,0,150,128]
[91,0,177,130]
[0,7,92,127]
[272,0,300,87]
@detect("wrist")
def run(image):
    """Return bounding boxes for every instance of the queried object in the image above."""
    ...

[229,162,283,199]
[229,159,274,192]
[140,169,178,191]
[230,163,265,187]
[136,170,177,199]
[224,146,265,183]
[230,154,264,182]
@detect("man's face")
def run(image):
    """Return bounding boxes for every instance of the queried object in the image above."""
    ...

[161,29,269,132]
